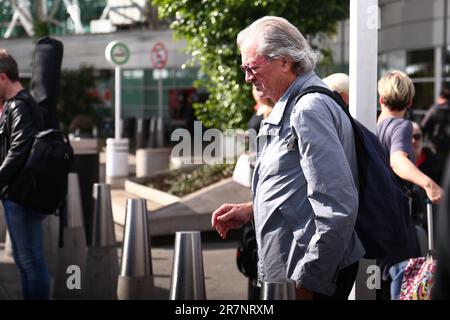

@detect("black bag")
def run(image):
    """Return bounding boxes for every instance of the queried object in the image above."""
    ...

[236,220,258,279]
[4,91,74,215]
[7,128,74,214]
[295,86,410,259]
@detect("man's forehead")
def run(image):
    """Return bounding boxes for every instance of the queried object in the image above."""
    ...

[240,41,258,62]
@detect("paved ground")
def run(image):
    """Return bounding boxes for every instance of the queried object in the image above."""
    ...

[0,152,248,300]
[0,207,248,300]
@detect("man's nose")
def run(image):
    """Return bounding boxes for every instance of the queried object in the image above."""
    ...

[245,71,255,83]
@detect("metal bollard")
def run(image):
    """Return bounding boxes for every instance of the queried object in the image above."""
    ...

[42,213,59,277]
[0,201,6,243]
[3,231,13,260]
[169,231,206,300]
[85,183,119,299]
[53,173,87,299]
[261,279,296,300]
[117,198,154,299]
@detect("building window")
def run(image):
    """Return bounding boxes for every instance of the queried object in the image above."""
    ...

[408,82,435,123]
[379,50,406,75]
[406,49,434,78]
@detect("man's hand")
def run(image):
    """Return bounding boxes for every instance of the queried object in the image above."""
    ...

[211,202,253,239]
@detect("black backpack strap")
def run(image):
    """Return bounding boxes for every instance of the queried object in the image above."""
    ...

[293,85,367,187]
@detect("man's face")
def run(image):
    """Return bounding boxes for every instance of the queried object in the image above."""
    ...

[240,41,285,102]
[0,73,6,101]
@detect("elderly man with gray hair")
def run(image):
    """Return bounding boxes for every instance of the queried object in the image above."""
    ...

[211,16,365,300]
[323,73,350,107]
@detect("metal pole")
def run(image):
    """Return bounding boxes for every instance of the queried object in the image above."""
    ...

[115,65,121,140]
[349,0,378,300]
[349,0,378,133]
[426,200,435,252]
[261,279,296,300]
[158,77,163,121]
[442,0,448,88]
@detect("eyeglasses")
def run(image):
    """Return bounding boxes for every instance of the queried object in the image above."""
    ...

[413,133,422,140]
[240,56,269,75]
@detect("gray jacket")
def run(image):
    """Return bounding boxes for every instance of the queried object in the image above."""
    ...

[251,71,365,296]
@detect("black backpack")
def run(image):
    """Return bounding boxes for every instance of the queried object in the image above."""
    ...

[294,86,411,259]
[236,220,258,279]
[6,93,74,215]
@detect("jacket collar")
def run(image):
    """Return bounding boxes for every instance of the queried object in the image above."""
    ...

[263,71,316,126]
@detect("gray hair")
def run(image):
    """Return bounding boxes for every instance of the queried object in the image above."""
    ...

[237,16,317,75]
[322,73,349,96]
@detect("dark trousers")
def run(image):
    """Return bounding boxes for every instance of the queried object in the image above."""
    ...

[313,262,359,300]
[248,278,261,300]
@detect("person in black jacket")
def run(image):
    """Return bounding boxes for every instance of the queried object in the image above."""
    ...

[0,49,49,300]
[421,87,450,169]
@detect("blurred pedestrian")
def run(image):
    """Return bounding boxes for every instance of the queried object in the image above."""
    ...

[0,49,50,300]
[412,122,443,184]
[237,85,273,300]
[421,86,450,168]
[376,70,443,300]
[322,73,349,107]
[410,122,444,248]
[212,16,363,300]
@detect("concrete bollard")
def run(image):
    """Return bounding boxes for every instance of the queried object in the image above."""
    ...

[135,148,170,178]
[53,173,87,299]
[105,138,129,186]
[0,202,6,243]
[147,117,157,148]
[3,231,13,260]
[156,116,165,147]
[260,279,296,300]
[169,231,206,300]
[117,199,154,300]
[85,183,119,300]
[43,214,59,278]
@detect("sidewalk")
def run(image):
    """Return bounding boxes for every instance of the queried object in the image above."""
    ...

[0,152,248,300]
[0,235,247,300]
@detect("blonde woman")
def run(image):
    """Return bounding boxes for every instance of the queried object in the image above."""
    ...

[376,70,443,300]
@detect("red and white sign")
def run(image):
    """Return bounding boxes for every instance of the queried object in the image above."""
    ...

[151,42,168,69]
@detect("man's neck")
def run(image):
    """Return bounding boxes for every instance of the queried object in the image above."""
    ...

[377,105,406,124]
[5,81,23,100]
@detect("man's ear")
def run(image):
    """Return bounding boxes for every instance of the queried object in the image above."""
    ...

[279,57,292,72]
[379,96,385,106]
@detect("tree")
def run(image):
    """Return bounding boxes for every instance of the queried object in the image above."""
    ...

[153,0,349,130]
[57,66,101,134]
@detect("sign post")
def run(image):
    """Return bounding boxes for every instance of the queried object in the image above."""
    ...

[105,41,130,139]
[349,0,379,300]
[105,41,130,186]
[151,42,168,147]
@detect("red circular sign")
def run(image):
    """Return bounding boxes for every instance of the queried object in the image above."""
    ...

[151,42,168,69]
